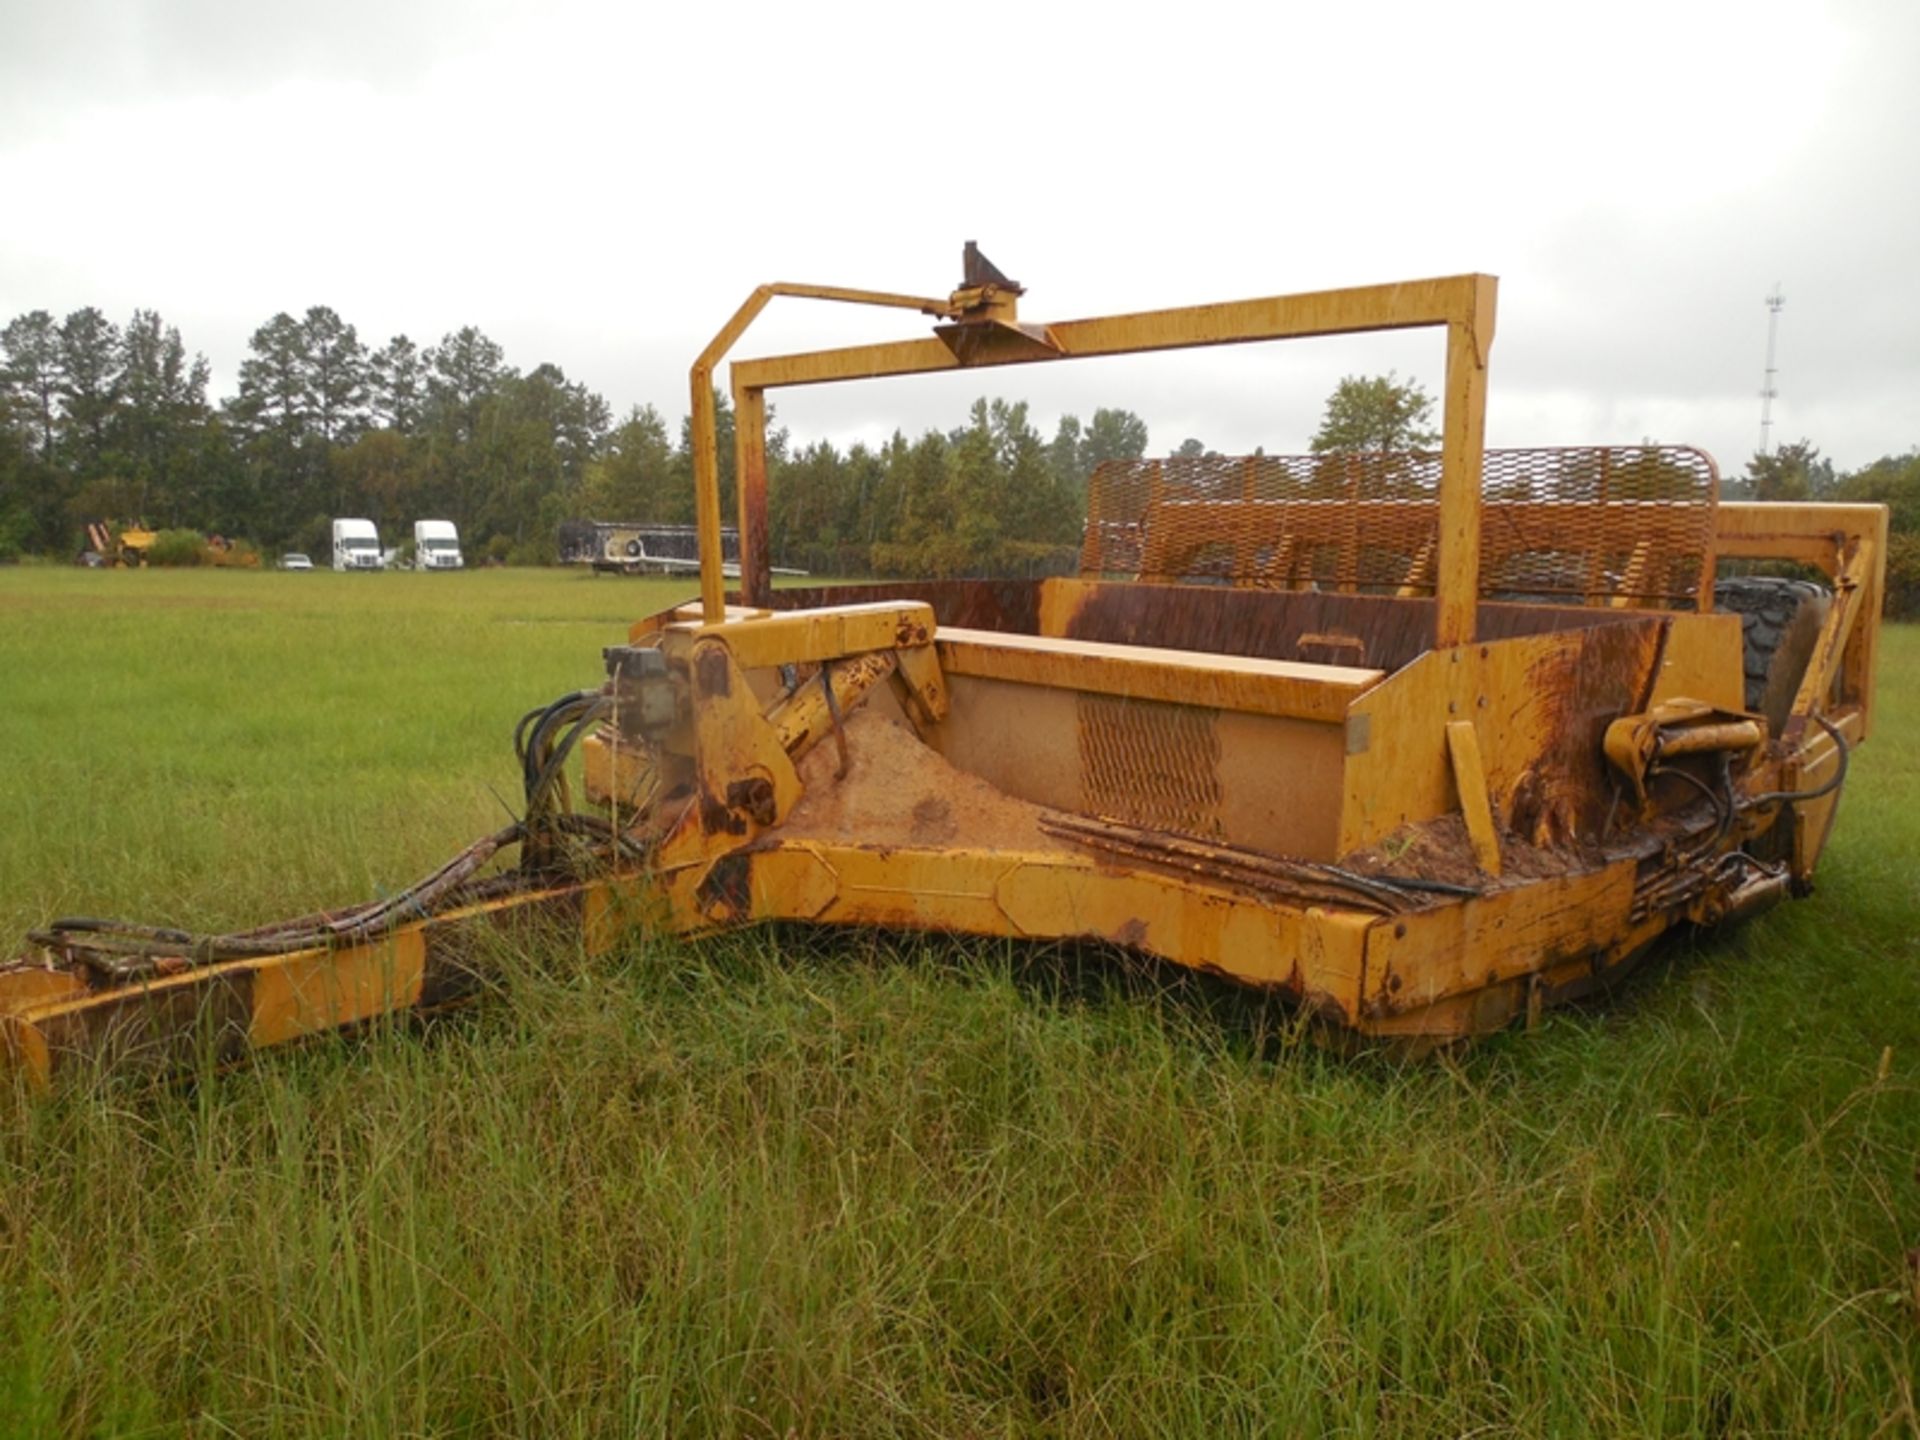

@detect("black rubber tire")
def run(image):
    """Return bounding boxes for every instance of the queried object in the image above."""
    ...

[1713,575,1831,734]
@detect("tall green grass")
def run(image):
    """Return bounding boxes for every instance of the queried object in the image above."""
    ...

[0,567,689,940]
[2,568,1916,1436]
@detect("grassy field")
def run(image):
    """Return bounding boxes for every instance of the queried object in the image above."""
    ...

[2,566,1917,1437]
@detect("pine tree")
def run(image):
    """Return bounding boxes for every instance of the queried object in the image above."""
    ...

[369,335,425,433]
[1,310,63,463]
[114,310,210,522]
[57,307,122,475]
[300,306,369,445]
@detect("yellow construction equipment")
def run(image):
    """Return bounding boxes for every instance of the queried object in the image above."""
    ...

[2,247,1888,1082]
[85,519,157,567]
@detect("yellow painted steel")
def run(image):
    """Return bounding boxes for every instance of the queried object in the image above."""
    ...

[714,270,1497,647]
[2,887,584,1086]
[1603,699,1765,808]
[934,626,1381,723]
[690,284,964,620]
[86,519,157,566]
[660,600,935,671]
[1445,720,1503,877]
[1716,500,1888,735]
[2,256,1893,1083]
[1090,464,1720,610]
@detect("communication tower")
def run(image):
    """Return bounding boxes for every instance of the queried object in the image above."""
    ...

[1759,285,1785,456]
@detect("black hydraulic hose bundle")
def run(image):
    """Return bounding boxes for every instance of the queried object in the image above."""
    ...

[33,687,645,970]
[30,823,526,964]
[516,690,613,827]
[1630,716,1852,922]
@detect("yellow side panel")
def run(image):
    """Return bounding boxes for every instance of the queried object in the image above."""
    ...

[1645,612,1745,713]
[249,931,426,1048]
[1362,860,1637,1013]
[1339,624,1665,853]
[658,840,1373,1021]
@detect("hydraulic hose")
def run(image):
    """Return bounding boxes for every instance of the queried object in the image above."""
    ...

[1741,714,1850,811]
[32,683,646,972]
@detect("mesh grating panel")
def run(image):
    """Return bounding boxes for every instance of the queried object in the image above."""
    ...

[1077,694,1223,836]
[1080,446,1718,608]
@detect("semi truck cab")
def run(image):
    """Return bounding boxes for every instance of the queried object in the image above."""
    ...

[413,519,464,570]
[331,518,383,571]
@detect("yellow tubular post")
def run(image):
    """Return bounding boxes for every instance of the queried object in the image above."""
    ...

[689,284,960,622]
[1434,281,1496,648]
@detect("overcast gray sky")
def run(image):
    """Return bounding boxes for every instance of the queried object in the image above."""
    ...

[3,0,1915,472]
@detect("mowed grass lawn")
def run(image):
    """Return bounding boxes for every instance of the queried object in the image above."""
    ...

[2,566,1917,1438]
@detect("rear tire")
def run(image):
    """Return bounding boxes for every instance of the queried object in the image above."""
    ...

[1713,575,1830,734]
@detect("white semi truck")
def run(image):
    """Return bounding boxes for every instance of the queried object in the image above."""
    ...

[413,519,464,570]
[331,518,383,571]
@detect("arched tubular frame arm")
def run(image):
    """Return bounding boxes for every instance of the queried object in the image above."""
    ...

[693,272,1497,648]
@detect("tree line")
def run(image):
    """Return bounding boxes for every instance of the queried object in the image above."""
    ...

[0,303,1163,573]
[1,311,1914,610]
[0,304,618,564]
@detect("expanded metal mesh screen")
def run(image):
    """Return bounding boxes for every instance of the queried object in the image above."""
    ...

[1077,695,1224,836]
[1080,446,1718,608]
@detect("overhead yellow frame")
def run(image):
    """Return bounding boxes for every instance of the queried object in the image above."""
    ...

[690,265,1498,647]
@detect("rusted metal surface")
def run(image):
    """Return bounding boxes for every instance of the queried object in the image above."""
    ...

[1036,812,1431,916]
[1333,618,1672,854]
[767,579,1044,634]
[962,240,1019,291]
[1046,578,1644,676]
[1512,618,1669,845]
[767,576,1654,684]
[1079,447,1718,610]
